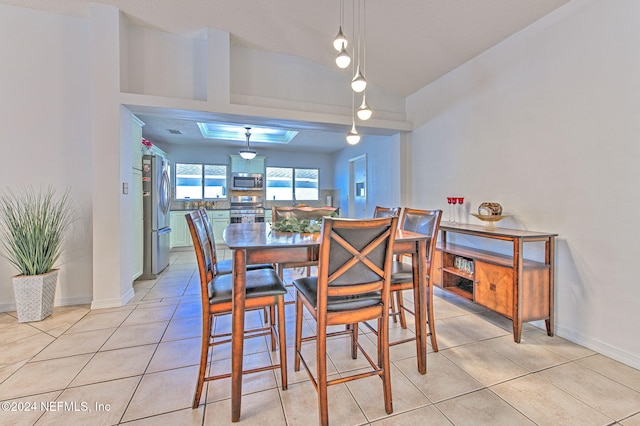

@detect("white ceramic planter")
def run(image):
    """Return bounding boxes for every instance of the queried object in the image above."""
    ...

[12,269,58,322]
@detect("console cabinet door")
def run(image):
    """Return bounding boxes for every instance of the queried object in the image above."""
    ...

[474,261,513,317]
[431,248,442,288]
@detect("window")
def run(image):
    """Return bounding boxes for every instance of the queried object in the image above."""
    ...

[266,167,318,201]
[175,163,227,199]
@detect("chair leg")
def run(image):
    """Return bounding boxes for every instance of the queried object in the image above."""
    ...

[193,311,212,408]
[294,294,303,372]
[277,296,288,390]
[351,323,359,359]
[390,294,398,323]
[317,319,329,426]
[269,304,277,350]
[380,317,393,415]
[396,290,407,329]
[427,281,438,352]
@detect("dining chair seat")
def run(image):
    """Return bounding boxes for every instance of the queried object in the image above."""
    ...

[390,260,426,285]
[214,259,274,276]
[209,269,286,303]
[293,276,382,312]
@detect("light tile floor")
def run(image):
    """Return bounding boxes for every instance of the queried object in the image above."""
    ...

[2,249,640,425]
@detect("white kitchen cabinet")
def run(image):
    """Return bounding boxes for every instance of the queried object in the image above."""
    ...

[132,168,144,280]
[209,210,230,246]
[230,154,265,174]
[170,211,192,248]
[132,116,144,281]
[132,115,144,170]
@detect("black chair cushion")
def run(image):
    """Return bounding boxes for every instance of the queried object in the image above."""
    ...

[209,268,286,304]
[293,276,382,312]
[390,260,430,284]
[215,259,274,276]
[390,261,413,284]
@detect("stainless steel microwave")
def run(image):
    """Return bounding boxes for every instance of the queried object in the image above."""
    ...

[231,173,264,190]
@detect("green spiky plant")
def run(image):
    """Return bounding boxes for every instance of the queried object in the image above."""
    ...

[0,187,74,276]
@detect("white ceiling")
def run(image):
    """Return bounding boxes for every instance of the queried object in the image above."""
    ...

[5,0,569,152]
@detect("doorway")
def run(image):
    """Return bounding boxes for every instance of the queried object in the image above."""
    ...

[349,154,368,218]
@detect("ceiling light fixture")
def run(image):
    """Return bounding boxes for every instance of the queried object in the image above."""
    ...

[333,0,371,144]
[357,92,372,120]
[346,122,360,145]
[346,91,360,145]
[239,127,257,160]
[351,0,367,93]
[334,0,351,68]
[336,45,351,69]
[332,0,348,51]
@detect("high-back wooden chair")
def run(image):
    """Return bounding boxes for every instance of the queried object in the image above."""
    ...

[271,206,339,296]
[373,206,400,218]
[198,207,273,276]
[292,216,398,426]
[186,210,288,409]
[372,206,401,320]
[389,208,442,351]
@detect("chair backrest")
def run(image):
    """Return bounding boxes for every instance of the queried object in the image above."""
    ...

[198,207,219,271]
[272,206,338,222]
[399,208,442,264]
[316,216,398,312]
[373,206,400,218]
[186,210,215,301]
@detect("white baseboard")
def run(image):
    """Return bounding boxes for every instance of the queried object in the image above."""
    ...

[0,295,93,313]
[90,287,135,310]
[554,323,640,370]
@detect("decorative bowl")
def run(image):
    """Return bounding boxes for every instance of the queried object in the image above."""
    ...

[478,202,503,216]
[470,213,509,230]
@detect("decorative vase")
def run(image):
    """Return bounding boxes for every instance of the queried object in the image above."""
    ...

[12,269,58,322]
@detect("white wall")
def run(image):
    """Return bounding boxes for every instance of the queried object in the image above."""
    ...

[333,134,402,218]
[0,4,94,309]
[406,0,640,368]
[231,46,406,121]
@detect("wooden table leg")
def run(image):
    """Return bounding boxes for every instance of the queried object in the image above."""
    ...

[546,236,555,337]
[512,238,523,343]
[231,249,247,422]
[414,240,427,374]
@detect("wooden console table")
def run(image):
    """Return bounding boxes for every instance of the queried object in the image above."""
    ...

[435,223,557,342]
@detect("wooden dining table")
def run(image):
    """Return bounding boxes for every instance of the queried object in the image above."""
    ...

[223,221,431,422]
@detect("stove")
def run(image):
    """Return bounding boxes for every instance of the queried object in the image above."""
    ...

[229,195,265,224]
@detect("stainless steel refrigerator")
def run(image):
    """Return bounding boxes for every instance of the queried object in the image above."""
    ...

[140,154,171,279]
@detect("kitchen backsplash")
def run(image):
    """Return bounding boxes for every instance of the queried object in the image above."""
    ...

[171,189,340,211]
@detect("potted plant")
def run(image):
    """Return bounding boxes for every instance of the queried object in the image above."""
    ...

[0,186,74,322]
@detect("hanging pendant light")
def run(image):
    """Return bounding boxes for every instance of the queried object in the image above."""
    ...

[336,45,351,69]
[333,0,348,52]
[351,65,367,92]
[346,91,360,145]
[333,26,348,52]
[346,122,360,145]
[351,0,367,92]
[357,92,372,120]
[239,127,257,160]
